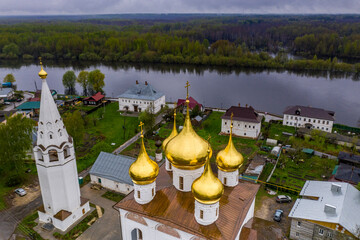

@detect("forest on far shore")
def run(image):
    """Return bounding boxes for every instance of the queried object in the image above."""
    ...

[2,14,360,73]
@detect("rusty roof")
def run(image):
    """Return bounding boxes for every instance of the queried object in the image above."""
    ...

[115,165,259,240]
[222,106,261,123]
[53,209,72,221]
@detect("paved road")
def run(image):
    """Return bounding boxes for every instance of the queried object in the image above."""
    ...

[3,92,33,112]
[78,184,122,240]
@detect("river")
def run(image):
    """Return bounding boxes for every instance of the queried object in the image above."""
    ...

[0,61,359,127]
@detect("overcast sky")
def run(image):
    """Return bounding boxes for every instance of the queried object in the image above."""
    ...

[0,0,359,15]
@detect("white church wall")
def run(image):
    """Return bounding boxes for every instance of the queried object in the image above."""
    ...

[218,169,238,187]
[172,166,204,192]
[235,197,256,240]
[118,95,165,114]
[90,174,133,195]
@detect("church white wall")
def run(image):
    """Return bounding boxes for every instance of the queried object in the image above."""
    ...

[36,157,80,215]
[165,157,173,172]
[119,209,200,240]
[283,114,333,133]
[90,174,133,195]
[118,95,165,114]
[194,200,219,226]
[218,169,238,187]
[172,166,204,192]
[235,197,256,240]
[221,119,261,139]
[38,201,90,232]
[134,181,156,204]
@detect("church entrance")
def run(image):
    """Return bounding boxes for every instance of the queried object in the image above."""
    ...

[134,105,138,112]
[131,228,143,240]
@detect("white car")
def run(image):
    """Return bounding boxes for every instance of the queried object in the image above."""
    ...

[15,188,27,197]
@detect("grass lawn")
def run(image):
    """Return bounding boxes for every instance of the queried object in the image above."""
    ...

[102,191,126,202]
[15,210,44,240]
[270,154,337,190]
[122,111,259,172]
[263,122,296,143]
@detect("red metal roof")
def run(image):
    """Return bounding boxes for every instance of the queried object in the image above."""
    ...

[83,92,104,102]
[177,96,202,109]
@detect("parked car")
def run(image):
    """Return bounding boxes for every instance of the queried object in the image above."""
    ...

[273,209,283,222]
[276,195,292,203]
[14,188,27,197]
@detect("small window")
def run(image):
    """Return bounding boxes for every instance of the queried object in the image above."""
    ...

[116,184,119,188]
[224,177,227,185]
[200,210,204,219]
[98,178,101,183]
[308,119,311,122]
[49,134,53,139]
[296,232,299,237]
[152,188,154,196]
[244,133,246,136]
[179,176,184,190]
[49,150,58,162]
[64,146,71,158]
[169,164,172,170]
[313,120,316,123]
[82,208,85,214]
[216,208,218,216]
[253,126,255,129]
[319,229,324,235]
[137,191,141,199]
[327,232,332,237]
[225,121,227,125]
[323,120,325,124]
[297,221,301,227]
[245,125,247,128]
[327,121,329,124]
[286,122,289,124]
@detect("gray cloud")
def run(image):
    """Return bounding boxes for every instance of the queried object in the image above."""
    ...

[0,0,359,15]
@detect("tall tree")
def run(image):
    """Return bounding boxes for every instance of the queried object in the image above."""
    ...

[3,73,16,83]
[62,70,77,95]
[88,69,105,95]
[139,108,156,132]
[63,110,85,147]
[0,114,35,175]
[76,70,89,96]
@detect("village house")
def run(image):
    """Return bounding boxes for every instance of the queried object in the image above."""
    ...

[89,152,135,195]
[0,87,13,103]
[221,105,262,139]
[335,152,360,185]
[289,181,360,240]
[177,96,203,113]
[283,105,335,133]
[82,92,105,105]
[118,80,165,114]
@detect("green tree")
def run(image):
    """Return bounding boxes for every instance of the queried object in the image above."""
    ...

[139,108,156,132]
[62,71,77,95]
[0,114,35,175]
[88,69,105,95]
[356,182,360,191]
[63,110,85,147]
[76,70,89,96]
[3,73,16,83]
[190,104,201,118]
[2,43,20,58]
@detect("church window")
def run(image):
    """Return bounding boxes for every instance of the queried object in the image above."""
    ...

[49,134,53,139]
[318,229,324,235]
[253,126,255,129]
[46,122,52,130]
[244,133,246,136]
[216,208,218,216]
[245,125,247,128]
[137,191,141,199]
[82,208,85,214]
[98,178,101,183]
[224,121,227,125]
[327,121,329,125]
[58,129,62,137]
[37,151,44,161]
[179,176,184,190]
[49,150,58,162]
[200,210,204,219]
[64,146,70,158]
[224,177,227,185]
[40,131,43,139]
[152,188,154,196]
[138,229,143,240]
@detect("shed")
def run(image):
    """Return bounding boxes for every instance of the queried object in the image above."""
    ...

[302,148,314,155]
[83,92,105,105]
[89,151,135,194]
[271,146,281,157]
[266,138,278,146]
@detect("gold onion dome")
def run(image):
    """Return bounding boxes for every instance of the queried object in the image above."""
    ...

[162,104,178,151]
[129,122,159,185]
[192,149,224,204]
[165,82,211,170]
[216,113,244,172]
[38,59,48,79]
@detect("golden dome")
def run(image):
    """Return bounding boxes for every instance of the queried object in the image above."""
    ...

[129,122,159,185]
[162,108,178,151]
[38,60,47,79]
[192,149,224,204]
[216,114,244,172]
[165,99,212,170]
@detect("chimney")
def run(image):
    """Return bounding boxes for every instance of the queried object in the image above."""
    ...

[145,81,148,85]
[136,80,139,84]
[331,183,341,193]
[238,103,241,107]
[324,204,336,214]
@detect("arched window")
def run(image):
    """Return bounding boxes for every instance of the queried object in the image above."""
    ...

[131,228,143,240]
[179,176,184,190]
[49,150,58,162]
[64,146,70,158]
[48,132,54,140]
[58,129,62,137]
[37,151,44,161]
[46,122,52,130]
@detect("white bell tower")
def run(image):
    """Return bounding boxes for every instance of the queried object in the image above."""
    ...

[33,61,90,231]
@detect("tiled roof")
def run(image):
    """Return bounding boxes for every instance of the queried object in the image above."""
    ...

[118,82,164,101]
[222,106,261,123]
[115,165,259,240]
[283,105,334,121]
[16,101,40,110]
[289,181,360,237]
[90,152,135,185]
[335,163,360,185]
[338,151,360,164]
[0,88,13,97]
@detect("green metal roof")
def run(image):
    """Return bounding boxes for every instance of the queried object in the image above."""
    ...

[302,148,314,154]
[16,101,40,110]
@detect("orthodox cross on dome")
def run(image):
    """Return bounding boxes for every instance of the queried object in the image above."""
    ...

[173,101,177,115]
[230,112,234,128]
[139,121,144,136]
[185,81,190,100]
[39,57,42,65]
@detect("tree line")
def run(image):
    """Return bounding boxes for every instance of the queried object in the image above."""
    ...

[1,16,360,73]
[62,69,105,95]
